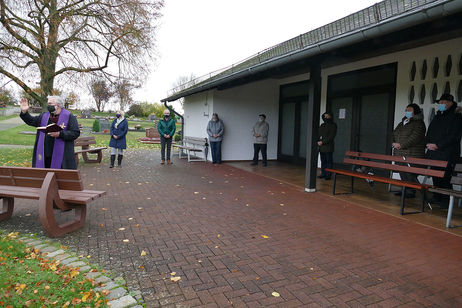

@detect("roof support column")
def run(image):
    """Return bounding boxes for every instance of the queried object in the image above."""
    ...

[304,64,322,192]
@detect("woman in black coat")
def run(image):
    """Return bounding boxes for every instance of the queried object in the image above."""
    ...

[109,110,128,168]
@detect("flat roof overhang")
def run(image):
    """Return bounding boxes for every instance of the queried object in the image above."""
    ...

[162,0,462,102]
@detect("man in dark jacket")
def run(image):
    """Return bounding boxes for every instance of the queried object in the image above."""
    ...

[317,112,337,180]
[392,103,426,198]
[19,96,80,169]
[426,93,462,205]
[157,109,176,164]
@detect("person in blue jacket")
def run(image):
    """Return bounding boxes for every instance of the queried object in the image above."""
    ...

[109,110,128,168]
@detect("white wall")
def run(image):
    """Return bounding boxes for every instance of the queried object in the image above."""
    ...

[213,79,280,161]
[183,90,214,139]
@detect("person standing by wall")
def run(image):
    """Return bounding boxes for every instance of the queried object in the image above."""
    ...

[157,109,176,165]
[391,104,426,198]
[207,113,224,164]
[425,93,462,206]
[19,96,80,169]
[109,110,128,168]
[317,112,337,180]
[251,114,269,167]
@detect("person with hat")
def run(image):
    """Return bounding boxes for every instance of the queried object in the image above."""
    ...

[425,93,462,206]
[19,96,80,169]
[317,112,337,180]
[251,114,269,166]
[157,109,176,165]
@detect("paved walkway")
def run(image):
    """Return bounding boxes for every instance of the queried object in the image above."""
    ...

[0,115,24,131]
[2,149,462,307]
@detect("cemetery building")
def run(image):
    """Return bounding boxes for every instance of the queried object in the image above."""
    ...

[162,0,462,191]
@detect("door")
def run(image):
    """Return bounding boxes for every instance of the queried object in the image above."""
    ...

[331,97,353,164]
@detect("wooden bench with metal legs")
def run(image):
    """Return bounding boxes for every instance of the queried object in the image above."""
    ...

[173,136,208,162]
[0,166,105,237]
[326,151,447,215]
[429,164,462,228]
[74,136,107,166]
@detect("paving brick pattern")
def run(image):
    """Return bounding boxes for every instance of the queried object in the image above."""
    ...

[2,149,462,307]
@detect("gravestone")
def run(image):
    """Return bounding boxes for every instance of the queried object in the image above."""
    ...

[99,118,110,132]
[81,110,92,119]
[148,114,158,121]
[145,127,159,138]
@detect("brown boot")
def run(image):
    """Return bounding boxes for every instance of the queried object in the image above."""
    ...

[167,160,172,165]
[161,160,165,165]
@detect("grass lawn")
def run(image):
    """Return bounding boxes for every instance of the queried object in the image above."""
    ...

[0,148,32,167]
[0,124,35,145]
[0,232,108,307]
[0,114,18,121]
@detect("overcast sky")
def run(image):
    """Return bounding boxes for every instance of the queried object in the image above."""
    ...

[134,0,379,107]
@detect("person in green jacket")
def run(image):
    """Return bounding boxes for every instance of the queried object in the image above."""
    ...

[317,112,337,180]
[157,109,176,164]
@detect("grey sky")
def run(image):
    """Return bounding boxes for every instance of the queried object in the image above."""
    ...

[135,0,379,107]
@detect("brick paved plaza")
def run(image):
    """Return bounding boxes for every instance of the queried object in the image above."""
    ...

[2,149,462,307]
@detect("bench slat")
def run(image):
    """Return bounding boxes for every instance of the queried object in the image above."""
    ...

[1,166,81,181]
[0,186,106,204]
[343,158,445,178]
[75,147,107,154]
[345,151,448,168]
[428,187,462,198]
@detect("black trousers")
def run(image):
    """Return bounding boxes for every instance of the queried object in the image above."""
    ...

[253,143,267,163]
[160,136,172,160]
[320,152,333,177]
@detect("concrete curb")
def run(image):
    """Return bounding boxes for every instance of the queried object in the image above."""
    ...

[17,234,142,308]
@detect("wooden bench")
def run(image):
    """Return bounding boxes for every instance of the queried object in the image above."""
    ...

[173,136,208,162]
[429,164,462,228]
[326,151,448,215]
[74,136,107,166]
[0,166,106,237]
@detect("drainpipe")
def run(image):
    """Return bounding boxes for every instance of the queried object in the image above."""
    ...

[163,101,184,140]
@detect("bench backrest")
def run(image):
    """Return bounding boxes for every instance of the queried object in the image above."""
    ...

[0,166,84,191]
[74,136,96,147]
[183,136,208,146]
[451,164,462,185]
[343,151,447,178]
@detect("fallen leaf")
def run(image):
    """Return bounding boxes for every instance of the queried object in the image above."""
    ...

[202,197,206,200]
[280,203,284,206]
[261,235,270,239]
[128,218,133,220]
[147,197,151,200]
[101,208,107,211]
[87,255,91,259]
[44,285,50,290]
[194,192,199,194]
[25,213,31,216]
[99,224,104,227]
[134,224,140,227]
[119,228,126,231]
[137,207,143,210]
[125,181,130,184]
[198,260,202,263]
[170,276,181,282]
[139,265,145,269]
[170,272,176,276]
[217,234,221,238]
[140,250,147,256]
[123,239,129,243]
[272,291,280,297]
[82,292,92,302]
[283,213,287,216]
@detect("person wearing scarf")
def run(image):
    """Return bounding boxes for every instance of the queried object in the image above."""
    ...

[109,110,128,168]
[19,96,80,169]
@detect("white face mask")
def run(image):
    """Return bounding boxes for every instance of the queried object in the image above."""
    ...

[259,117,264,122]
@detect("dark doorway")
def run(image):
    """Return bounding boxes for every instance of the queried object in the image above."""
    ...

[327,64,397,165]
[278,81,309,165]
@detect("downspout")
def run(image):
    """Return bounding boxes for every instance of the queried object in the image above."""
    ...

[163,101,184,140]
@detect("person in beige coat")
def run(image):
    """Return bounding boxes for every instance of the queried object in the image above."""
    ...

[251,114,269,166]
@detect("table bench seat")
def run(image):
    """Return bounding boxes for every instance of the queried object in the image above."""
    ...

[174,137,208,162]
[74,136,107,166]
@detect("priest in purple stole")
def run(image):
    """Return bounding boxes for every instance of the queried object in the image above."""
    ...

[20,96,80,169]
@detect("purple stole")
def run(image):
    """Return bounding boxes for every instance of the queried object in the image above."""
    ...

[35,109,71,169]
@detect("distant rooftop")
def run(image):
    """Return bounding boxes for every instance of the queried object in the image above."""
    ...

[162,0,454,102]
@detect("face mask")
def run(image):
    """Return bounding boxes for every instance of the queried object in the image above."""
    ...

[164,115,169,119]
[437,104,446,112]
[212,118,217,122]
[259,117,264,122]
[47,105,56,113]
[116,114,121,118]
[405,111,413,119]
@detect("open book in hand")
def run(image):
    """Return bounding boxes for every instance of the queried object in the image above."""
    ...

[37,123,64,133]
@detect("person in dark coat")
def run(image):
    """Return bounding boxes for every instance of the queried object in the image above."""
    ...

[157,109,176,164]
[19,96,80,169]
[317,112,337,180]
[109,110,128,168]
[392,103,426,198]
[425,93,462,205]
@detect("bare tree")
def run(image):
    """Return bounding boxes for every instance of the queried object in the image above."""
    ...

[114,79,138,111]
[89,78,112,112]
[0,0,163,109]
[171,73,196,107]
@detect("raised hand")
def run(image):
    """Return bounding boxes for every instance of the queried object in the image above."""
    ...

[20,98,29,113]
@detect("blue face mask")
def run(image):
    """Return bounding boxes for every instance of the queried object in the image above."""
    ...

[116,114,121,118]
[437,104,446,112]
[405,111,413,119]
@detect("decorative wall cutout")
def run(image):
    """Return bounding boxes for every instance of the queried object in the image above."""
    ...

[409,86,415,103]
[431,83,438,101]
[410,61,416,81]
[429,107,435,123]
[421,60,427,80]
[432,57,439,78]
[443,81,450,95]
[457,80,462,102]
[419,84,426,104]
[445,55,452,77]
